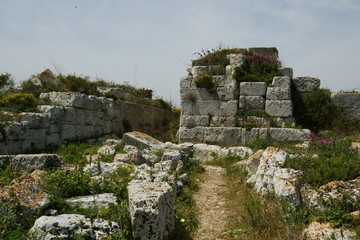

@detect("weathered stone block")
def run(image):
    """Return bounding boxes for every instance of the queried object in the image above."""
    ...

[10,154,63,171]
[217,87,236,101]
[245,96,265,109]
[66,193,117,211]
[266,87,291,100]
[128,181,174,240]
[122,131,165,150]
[331,93,360,109]
[228,53,246,66]
[240,82,267,96]
[259,128,269,140]
[247,117,271,128]
[271,117,296,128]
[265,100,293,117]
[180,88,218,101]
[181,100,221,115]
[292,77,320,92]
[19,113,50,129]
[180,76,195,88]
[46,133,61,146]
[30,129,47,145]
[278,68,293,78]
[61,125,77,141]
[269,128,311,142]
[239,95,246,108]
[189,66,208,77]
[4,122,31,140]
[178,127,205,143]
[203,127,243,145]
[272,76,291,88]
[180,115,209,128]
[245,128,259,143]
[213,75,236,88]
[38,105,65,124]
[220,100,238,115]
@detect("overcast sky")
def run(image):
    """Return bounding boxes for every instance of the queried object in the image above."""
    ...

[1,0,359,106]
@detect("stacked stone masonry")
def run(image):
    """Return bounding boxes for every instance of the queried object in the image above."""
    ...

[0,92,176,154]
[179,47,321,145]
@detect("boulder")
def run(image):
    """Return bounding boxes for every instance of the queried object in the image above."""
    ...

[302,221,356,240]
[273,168,302,207]
[0,170,49,209]
[10,154,63,171]
[30,214,119,240]
[253,147,289,195]
[66,193,117,211]
[122,131,165,150]
[128,180,174,240]
[38,69,59,85]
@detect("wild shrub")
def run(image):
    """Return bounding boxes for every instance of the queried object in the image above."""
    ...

[194,74,214,89]
[292,88,358,131]
[285,131,360,188]
[0,73,15,89]
[57,74,100,96]
[0,93,40,112]
[54,143,99,165]
[192,48,242,69]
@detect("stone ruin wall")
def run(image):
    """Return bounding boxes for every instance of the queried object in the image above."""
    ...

[178,47,359,145]
[0,92,177,154]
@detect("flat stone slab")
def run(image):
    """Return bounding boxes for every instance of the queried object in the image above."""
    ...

[128,180,174,240]
[122,131,165,150]
[66,193,117,211]
[10,154,63,171]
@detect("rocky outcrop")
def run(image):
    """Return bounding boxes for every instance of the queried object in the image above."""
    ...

[302,221,357,240]
[128,180,174,240]
[30,214,119,239]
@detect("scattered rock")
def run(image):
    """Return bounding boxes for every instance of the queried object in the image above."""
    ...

[10,154,63,171]
[0,170,49,209]
[122,131,165,150]
[66,193,117,211]
[302,221,356,240]
[30,214,119,239]
[273,168,302,207]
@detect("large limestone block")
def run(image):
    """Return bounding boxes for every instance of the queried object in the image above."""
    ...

[10,154,63,171]
[244,96,265,109]
[272,76,291,88]
[203,127,244,145]
[122,131,165,150]
[180,115,209,127]
[265,100,293,117]
[292,77,320,92]
[278,68,293,78]
[269,128,310,142]
[217,87,236,101]
[213,75,236,88]
[180,76,196,88]
[4,121,31,141]
[189,66,208,77]
[220,100,238,115]
[181,100,221,115]
[266,87,291,100]
[19,113,50,129]
[46,133,61,146]
[239,82,267,96]
[128,181,174,240]
[30,214,119,240]
[61,124,77,141]
[180,88,218,101]
[38,105,65,124]
[228,53,246,66]
[245,128,259,143]
[178,127,205,143]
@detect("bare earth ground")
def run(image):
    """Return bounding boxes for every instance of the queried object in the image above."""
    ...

[193,165,230,240]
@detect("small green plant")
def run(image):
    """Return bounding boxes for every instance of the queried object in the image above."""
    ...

[0,93,40,112]
[0,165,22,188]
[57,74,100,96]
[192,47,242,69]
[194,74,214,89]
[244,120,257,130]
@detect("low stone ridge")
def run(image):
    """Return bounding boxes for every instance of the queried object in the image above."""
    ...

[30,214,119,239]
[128,180,174,240]
[10,154,63,171]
